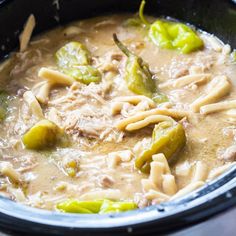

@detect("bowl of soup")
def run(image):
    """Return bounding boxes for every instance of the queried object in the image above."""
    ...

[0,0,235,235]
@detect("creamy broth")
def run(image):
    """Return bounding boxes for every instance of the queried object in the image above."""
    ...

[0,13,236,212]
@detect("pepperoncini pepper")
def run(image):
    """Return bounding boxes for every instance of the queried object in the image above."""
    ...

[22,119,63,150]
[62,65,101,85]
[149,20,204,54]
[113,34,167,102]
[99,199,137,214]
[56,42,90,67]
[135,120,186,173]
[57,199,103,213]
[55,42,101,84]
[56,199,137,214]
[134,0,204,54]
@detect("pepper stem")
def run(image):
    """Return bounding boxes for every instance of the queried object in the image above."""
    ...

[113,33,132,57]
[139,0,150,26]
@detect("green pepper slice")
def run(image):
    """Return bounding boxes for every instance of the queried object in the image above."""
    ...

[135,121,186,173]
[56,42,90,67]
[57,199,103,214]
[22,119,62,150]
[133,0,204,54]
[55,42,101,84]
[149,20,203,54]
[113,34,167,102]
[63,65,101,85]
[56,199,137,214]
[99,199,137,214]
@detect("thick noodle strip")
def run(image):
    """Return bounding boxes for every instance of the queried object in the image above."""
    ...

[225,109,236,118]
[152,153,171,174]
[38,67,75,86]
[159,74,210,89]
[116,108,188,130]
[191,161,208,182]
[201,34,223,52]
[190,75,231,112]
[200,100,236,115]
[35,81,52,104]
[19,14,36,52]
[141,179,159,192]
[170,181,204,200]
[162,174,177,195]
[111,102,126,115]
[8,187,26,202]
[207,163,234,181]
[79,189,122,201]
[0,163,22,184]
[126,114,173,131]
[145,190,170,201]
[173,74,210,88]
[149,162,165,188]
[115,95,156,107]
[23,91,44,119]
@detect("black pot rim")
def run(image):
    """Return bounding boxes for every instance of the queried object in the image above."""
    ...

[0,0,236,234]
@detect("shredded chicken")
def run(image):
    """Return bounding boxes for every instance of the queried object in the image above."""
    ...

[98,175,114,188]
[49,81,124,142]
[11,49,42,76]
[219,145,236,161]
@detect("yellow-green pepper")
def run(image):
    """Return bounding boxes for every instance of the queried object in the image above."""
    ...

[56,42,90,67]
[149,20,203,54]
[57,199,103,213]
[132,0,203,54]
[55,42,101,84]
[113,34,167,102]
[135,120,186,173]
[56,199,137,214]
[99,199,137,214]
[63,65,101,85]
[22,119,62,150]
